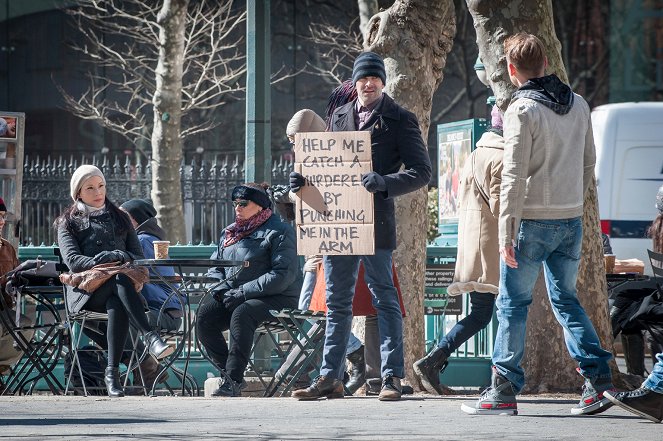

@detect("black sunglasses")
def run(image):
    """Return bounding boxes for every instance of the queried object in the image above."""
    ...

[232,200,249,208]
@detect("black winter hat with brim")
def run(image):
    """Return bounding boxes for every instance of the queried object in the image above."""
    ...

[121,198,157,225]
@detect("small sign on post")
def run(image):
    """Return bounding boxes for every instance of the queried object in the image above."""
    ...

[293,131,374,256]
[425,263,462,315]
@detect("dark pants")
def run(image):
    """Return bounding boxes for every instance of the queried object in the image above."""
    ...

[437,291,495,357]
[197,294,297,382]
[84,274,154,368]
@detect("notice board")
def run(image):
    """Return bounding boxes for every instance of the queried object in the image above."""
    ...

[425,263,462,315]
[293,131,374,255]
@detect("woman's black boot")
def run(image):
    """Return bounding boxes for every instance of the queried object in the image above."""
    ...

[145,331,174,360]
[412,347,449,395]
[104,367,125,398]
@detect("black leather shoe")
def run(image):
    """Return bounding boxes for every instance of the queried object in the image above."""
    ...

[211,378,246,397]
[145,331,174,360]
[378,375,402,401]
[104,367,125,398]
[291,375,344,400]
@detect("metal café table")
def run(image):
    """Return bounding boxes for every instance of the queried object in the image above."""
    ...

[133,258,247,396]
[606,272,651,299]
[0,285,66,395]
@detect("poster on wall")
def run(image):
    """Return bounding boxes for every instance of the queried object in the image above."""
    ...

[438,126,472,222]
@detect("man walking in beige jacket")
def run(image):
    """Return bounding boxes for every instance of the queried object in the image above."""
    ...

[461,32,614,417]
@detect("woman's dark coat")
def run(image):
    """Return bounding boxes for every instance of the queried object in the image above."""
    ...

[207,213,301,299]
[57,211,144,313]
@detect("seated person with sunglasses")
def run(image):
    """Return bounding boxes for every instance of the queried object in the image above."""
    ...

[197,183,301,396]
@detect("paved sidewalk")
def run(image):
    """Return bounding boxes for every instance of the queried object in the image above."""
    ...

[0,393,659,440]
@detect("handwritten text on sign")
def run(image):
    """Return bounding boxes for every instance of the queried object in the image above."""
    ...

[294,131,374,255]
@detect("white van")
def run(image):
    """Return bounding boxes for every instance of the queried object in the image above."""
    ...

[592,102,663,274]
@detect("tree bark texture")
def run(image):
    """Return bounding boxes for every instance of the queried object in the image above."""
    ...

[151,0,189,243]
[466,0,620,393]
[364,0,456,390]
[357,0,380,41]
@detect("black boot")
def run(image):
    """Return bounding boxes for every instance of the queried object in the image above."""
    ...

[413,346,449,395]
[145,331,174,360]
[104,367,125,398]
[622,332,646,376]
[345,345,366,395]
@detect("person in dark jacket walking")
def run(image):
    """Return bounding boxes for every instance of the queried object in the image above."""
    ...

[291,51,432,401]
[56,165,173,398]
[197,183,301,397]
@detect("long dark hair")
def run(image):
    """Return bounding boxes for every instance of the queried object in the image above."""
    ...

[648,214,663,253]
[54,197,133,234]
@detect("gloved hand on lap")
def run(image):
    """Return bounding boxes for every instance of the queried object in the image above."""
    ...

[222,288,246,311]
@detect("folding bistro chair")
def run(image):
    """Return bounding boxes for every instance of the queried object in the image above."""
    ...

[0,260,67,395]
[247,308,327,397]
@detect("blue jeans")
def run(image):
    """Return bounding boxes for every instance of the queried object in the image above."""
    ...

[644,352,663,393]
[298,269,363,359]
[437,291,495,356]
[492,218,613,393]
[320,250,404,379]
[298,271,317,310]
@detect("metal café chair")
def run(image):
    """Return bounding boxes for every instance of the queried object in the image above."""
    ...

[0,260,68,395]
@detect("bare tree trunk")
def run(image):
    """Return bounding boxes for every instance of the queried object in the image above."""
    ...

[357,0,379,41]
[151,0,189,243]
[364,0,456,390]
[466,0,621,392]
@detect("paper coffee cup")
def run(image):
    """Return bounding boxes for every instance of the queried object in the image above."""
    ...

[604,254,616,274]
[154,241,170,259]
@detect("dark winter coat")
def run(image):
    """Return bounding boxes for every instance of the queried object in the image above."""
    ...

[330,93,432,250]
[57,211,144,313]
[207,213,301,299]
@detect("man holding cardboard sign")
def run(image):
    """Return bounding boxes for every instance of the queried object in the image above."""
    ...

[291,51,431,401]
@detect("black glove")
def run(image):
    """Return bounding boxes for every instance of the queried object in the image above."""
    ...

[289,172,306,193]
[222,288,246,311]
[361,172,386,193]
[93,250,126,265]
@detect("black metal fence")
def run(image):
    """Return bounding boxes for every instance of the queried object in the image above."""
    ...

[21,154,292,246]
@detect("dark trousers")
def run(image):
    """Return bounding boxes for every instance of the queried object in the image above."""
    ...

[84,274,153,368]
[437,291,495,357]
[197,294,297,382]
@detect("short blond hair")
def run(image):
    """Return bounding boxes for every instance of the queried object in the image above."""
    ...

[504,32,546,76]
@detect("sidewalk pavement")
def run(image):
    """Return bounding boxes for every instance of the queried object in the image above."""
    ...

[0,393,660,440]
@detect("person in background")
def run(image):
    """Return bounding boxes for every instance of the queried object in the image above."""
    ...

[414,106,504,395]
[56,165,173,397]
[604,185,663,423]
[120,198,182,388]
[0,197,33,391]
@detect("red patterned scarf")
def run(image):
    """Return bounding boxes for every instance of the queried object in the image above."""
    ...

[223,208,273,247]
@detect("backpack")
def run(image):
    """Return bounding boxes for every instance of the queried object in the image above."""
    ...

[63,346,108,395]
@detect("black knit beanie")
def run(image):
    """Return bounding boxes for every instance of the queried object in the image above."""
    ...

[120,198,157,225]
[352,51,387,85]
[0,197,6,212]
[232,185,272,209]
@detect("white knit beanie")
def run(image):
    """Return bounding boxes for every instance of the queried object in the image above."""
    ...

[286,109,326,137]
[70,165,106,201]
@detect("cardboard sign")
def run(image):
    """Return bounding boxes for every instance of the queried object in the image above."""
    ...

[293,131,374,255]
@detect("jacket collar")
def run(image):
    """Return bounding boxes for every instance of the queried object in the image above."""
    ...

[332,93,400,132]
